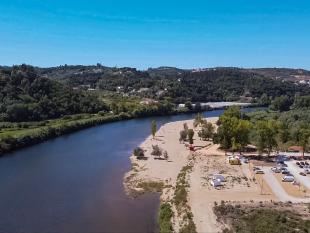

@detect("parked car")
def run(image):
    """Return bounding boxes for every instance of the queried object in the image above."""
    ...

[296,162,300,165]
[241,158,249,164]
[271,167,281,173]
[299,165,304,169]
[282,170,289,174]
[253,166,260,171]
[300,161,305,166]
[305,162,309,166]
[299,172,306,176]
[282,176,294,182]
[304,169,310,174]
[255,170,265,174]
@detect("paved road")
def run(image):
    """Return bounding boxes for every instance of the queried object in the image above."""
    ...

[279,152,310,157]
[262,168,310,203]
[286,161,310,190]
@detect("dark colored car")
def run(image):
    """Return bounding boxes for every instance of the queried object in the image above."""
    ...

[299,165,304,169]
[299,172,306,176]
[305,162,309,166]
[300,162,305,166]
[282,170,289,174]
[296,162,300,165]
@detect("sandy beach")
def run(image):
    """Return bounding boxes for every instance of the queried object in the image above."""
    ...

[124,117,277,232]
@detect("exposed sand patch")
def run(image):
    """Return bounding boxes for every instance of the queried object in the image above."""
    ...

[188,146,277,232]
[124,118,216,230]
[124,117,279,232]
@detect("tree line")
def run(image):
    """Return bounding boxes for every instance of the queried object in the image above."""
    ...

[213,106,310,156]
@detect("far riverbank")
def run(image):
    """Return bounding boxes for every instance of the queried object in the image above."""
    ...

[0,102,256,155]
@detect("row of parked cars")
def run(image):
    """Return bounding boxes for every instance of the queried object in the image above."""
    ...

[270,162,296,182]
[295,161,310,176]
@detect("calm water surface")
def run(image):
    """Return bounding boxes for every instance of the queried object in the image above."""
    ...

[0,108,258,233]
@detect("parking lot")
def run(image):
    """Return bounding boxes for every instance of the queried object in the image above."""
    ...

[286,161,310,190]
[250,155,310,202]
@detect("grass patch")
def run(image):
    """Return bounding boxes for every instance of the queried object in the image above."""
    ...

[158,203,173,233]
[174,165,192,209]
[179,217,196,233]
[214,203,310,233]
[0,113,132,155]
[137,181,165,193]
[173,163,197,233]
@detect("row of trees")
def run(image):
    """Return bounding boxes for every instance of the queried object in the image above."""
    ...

[258,94,310,112]
[179,123,195,144]
[214,106,310,156]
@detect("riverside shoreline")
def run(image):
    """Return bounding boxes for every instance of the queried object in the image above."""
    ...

[124,117,278,232]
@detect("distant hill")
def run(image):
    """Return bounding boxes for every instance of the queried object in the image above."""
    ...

[0,65,107,122]
[32,65,310,104]
[247,68,310,82]
[35,65,310,83]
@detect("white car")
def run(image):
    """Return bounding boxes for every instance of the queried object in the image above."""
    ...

[282,176,294,182]
[255,170,265,174]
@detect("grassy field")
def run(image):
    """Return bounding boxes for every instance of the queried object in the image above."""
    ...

[0,112,131,155]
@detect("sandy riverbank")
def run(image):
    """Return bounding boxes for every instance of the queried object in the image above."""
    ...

[124,117,277,232]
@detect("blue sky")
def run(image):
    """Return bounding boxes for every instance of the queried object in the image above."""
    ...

[0,0,309,69]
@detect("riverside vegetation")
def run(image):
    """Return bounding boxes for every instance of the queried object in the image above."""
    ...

[1,64,310,155]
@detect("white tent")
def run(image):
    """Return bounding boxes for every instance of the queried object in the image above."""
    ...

[210,179,222,187]
[212,175,225,182]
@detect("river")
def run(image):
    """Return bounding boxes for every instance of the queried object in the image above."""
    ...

[0,108,259,233]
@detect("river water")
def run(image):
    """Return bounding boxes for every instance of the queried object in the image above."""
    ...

[0,108,258,233]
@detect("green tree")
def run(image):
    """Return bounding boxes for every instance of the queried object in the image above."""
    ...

[151,145,162,158]
[222,106,241,119]
[216,116,239,149]
[231,137,241,155]
[259,93,271,106]
[271,96,292,112]
[179,130,188,143]
[193,113,203,128]
[183,122,189,131]
[151,120,157,139]
[198,122,215,141]
[188,129,195,145]
[133,147,144,159]
[255,120,278,156]
[296,126,310,158]
[184,101,193,111]
[234,119,252,152]
[216,107,251,151]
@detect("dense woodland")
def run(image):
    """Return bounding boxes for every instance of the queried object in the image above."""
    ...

[37,65,310,103]
[212,106,310,154]
[2,64,309,123]
[0,64,310,154]
[0,65,107,122]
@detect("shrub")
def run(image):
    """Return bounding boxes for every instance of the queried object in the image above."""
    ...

[158,203,173,233]
[151,145,162,157]
[179,130,188,142]
[133,147,144,159]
